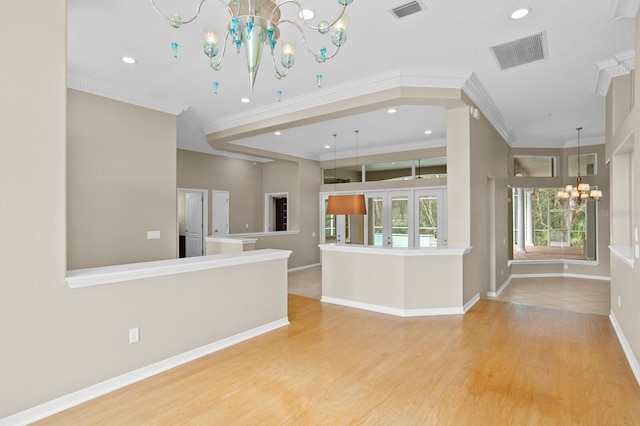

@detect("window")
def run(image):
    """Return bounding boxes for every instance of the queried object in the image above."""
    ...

[323,157,447,184]
[323,166,361,184]
[364,161,413,182]
[513,156,556,177]
[568,153,597,177]
[511,187,596,261]
[321,188,446,248]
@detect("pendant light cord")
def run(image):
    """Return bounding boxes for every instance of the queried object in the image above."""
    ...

[355,130,360,191]
[576,127,582,179]
[332,133,337,192]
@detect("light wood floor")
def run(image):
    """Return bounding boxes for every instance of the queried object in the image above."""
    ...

[37,295,640,425]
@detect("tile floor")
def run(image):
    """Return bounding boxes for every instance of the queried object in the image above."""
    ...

[288,266,322,299]
[289,267,611,316]
[512,245,588,261]
[494,276,610,316]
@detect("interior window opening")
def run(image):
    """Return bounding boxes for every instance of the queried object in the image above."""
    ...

[511,187,597,262]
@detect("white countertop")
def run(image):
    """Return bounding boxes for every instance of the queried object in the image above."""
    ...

[318,243,472,256]
[66,249,292,288]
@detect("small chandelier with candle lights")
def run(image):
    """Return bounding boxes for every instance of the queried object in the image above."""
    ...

[557,127,603,203]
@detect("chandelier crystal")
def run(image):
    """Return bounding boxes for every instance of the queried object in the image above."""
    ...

[557,127,603,203]
[150,0,354,90]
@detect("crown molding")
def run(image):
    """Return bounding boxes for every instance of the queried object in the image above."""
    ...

[202,68,479,135]
[202,68,514,149]
[67,75,189,116]
[462,73,516,145]
[68,68,514,155]
[610,0,640,19]
[593,50,635,96]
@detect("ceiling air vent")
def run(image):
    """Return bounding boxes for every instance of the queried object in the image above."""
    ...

[390,1,426,19]
[490,32,548,71]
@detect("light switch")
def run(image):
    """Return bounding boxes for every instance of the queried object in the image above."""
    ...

[147,231,161,239]
[635,227,639,243]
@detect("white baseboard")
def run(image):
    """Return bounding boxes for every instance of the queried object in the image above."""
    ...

[288,263,320,273]
[0,318,289,426]
[463,293,481,312]
[511,273,610,281]
[320,296,469,317]
[487,276,512,298]
[609,311,640,387]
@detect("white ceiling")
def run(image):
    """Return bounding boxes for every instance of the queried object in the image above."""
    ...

[67,0,636,161]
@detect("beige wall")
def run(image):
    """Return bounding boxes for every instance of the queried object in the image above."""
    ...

[1,3,290,418]
[177,149,264,234]
[446,107,473,249]
[255,158,322,268]
[467,108,511,301]
[177,151,322,268]
[263,160,299,229]
[606,13,640,373]
[321,249,465,310]
[67,90,177,269]
[1,1,67,416]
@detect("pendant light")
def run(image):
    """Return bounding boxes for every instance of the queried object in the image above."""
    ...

[556,127,603,202]
[326,130,366,215]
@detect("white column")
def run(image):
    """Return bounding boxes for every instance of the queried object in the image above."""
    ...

[516,188,526,252]
[525,189,534,246]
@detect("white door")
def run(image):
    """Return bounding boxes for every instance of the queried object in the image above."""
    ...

[366,191,412,248]
[185,192,204,256]
[212,191,229,235]
[414,188,446,248]
[321,194,358,245]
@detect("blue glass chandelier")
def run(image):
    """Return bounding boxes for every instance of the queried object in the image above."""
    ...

[150,0,354,90]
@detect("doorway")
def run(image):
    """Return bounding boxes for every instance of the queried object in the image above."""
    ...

[177,188,208,258]
[212,190,230,236]
[320,188,446,248]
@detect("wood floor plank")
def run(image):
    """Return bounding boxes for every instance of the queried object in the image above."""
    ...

[36,295,640,425]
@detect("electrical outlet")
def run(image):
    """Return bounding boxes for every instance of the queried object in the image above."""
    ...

[618,296,621,308]
[312,232,316,237]
[246,223,249,228]
[501,268,504,276]
[129,327,139,344]
[564,264,568,270]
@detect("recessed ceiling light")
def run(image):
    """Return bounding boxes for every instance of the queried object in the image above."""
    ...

[387,108,397,114]
[300,9,314,20]
[324,145,331,149]
[510,8,530,19]
[241,97,250,103]
[424,130,432,134]
[122,56,136,64]
[274,131,281,136]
